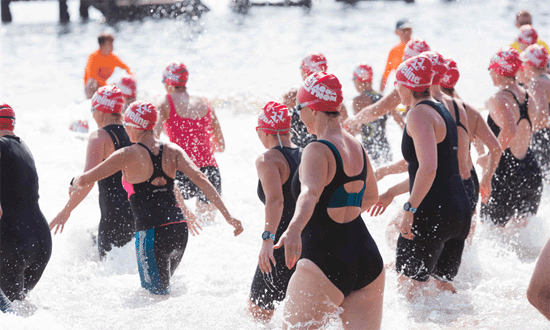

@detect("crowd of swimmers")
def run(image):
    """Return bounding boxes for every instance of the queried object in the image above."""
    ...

[1,9,550,328]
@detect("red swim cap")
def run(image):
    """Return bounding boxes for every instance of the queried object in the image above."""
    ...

[395,55,433,92]
[118,76,137,98]
[300,54,328,77]
[257,102,291,135]
[403,38,431,61]
[422,51,448,85]
[163,62,189,87]
[518,25,538,46]
[520,44,549,68]
[353,64,373,83]
[488,47,522,77]
[297,72,343,112]
[0,104,15,131]
[92,85,124,114]
[124,101,157,130]
[440,58,460,89]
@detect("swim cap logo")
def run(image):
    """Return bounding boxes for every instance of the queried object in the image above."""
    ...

[127,104,150,128]
[259,110,286,125]
[302,76,337,102]
[400,57,426,84]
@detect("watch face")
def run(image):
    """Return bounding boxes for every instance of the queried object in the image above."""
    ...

[403,202,410,211]
[262,231,269,240]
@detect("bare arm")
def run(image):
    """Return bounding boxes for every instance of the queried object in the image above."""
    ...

[361,153,379,213]
[175,148,243,236]
[487,94,518,150]
[153,97,170,139]
[256,152,285,274]
[274,143,329,269]
[73,147,134,188]
[390,108,406,129]
[174,185,202,236]
[374,159,408,181]
[50,130,110,234]
[344,89,401,131]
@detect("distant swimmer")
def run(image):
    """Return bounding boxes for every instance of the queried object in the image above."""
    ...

[50,86,135,259]
[379,19,413,93]
[0,104,52,302]
[481,47,542,229]
[70,101,243,295]
[116,76,137,110]
[511,11,549,53]
[247,102,301,324]
[370,55,471,298]
[275,73,384,329]
[154,61,225,223]
[84,33,133,99]
[282,53,348,148]
[344,38,430,133]
[351,63,402,165]
[518,45,550,181]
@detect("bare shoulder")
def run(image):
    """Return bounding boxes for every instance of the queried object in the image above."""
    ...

[189,95,210,112]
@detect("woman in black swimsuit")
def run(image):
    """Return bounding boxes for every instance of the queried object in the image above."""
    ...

[481,47,542,228]
[275,72,384,329]
[50,85,135,259]
[247,102,301,323]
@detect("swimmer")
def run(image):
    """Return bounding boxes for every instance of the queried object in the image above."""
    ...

[282,53,348,148]
[517,45,550,182]
[84,33,133,99]
[527,237,550,320]
[247,102,301,323]
[352,63,403,165]
[275,72,384,329]
[516,25,539,52]
[70,101,243,295]
[50,86,136,259]
[154,61,225,223]
[0,104,52,302]
[344,38,430,133]
[117,76,137,110]
[481,47,543,229]
[370,55,471,298]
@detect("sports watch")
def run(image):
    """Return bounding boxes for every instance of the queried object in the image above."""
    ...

[262,231,276,242]
[403,202,417,214]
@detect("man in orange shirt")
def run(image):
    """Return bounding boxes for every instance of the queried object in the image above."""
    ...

[84,33,132,99]
[379,19,412,93]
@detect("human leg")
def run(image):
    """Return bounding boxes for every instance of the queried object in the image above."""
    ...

[340,268,385,330]
[282,259,344,330]
[528,237,550,320]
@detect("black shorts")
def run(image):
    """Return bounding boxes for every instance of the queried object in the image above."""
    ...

[175,166,222,204]
[249,246,295,310]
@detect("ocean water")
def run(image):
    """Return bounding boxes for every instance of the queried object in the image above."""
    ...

[1,0,550,328]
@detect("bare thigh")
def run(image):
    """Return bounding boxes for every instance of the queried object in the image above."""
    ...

[283,259,344,330]
[340,268,385,330]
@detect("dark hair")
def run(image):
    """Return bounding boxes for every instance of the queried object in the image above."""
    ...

[98,33,115,45]
[322,111,340,117]
[412,89,430,99]
[441,87,455,95]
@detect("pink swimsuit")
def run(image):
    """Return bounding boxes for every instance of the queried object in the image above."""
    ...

[163,95,218,168]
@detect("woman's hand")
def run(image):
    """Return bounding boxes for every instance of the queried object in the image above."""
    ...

[399,210,415,240]
[186,216,202,237]
[225,216,244,236]
[258,240,276,274]
[479,178,492,204]
[49,209,71,234]
[369,190,395,217]
[274,229,301,270]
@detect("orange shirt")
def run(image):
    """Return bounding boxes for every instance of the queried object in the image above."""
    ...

[382,42,406,80]
[83,50,131,87]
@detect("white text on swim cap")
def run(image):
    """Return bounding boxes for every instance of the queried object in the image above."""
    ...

[302,76,337,102]
[92,94,116,109]
[400,58,427,84]
[127,109,149,128]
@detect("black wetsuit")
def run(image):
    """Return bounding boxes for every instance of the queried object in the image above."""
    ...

[249,146,301,310]
[125,142,188,295]
[97,124,134,258]
[0,135,52,301]
[452,100,479,215]
[481,91,542,226]
[397,100,471,282]
[531,75,550,181]
[361,91,392,165]
[290,105,316,148]
[291,140,383,297]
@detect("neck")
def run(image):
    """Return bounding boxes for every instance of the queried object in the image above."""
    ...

[495,76,516,90]
[430,85,443,100]
[266,134,292,149]
[0,130,15,137]
[97,114,122,128]
[135,130,156,146]
[313,114,342,140]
